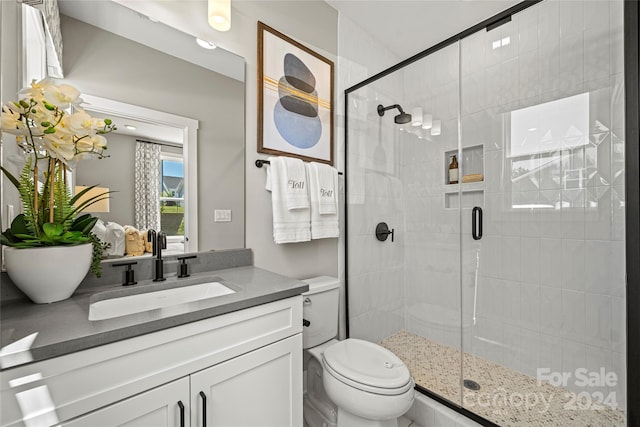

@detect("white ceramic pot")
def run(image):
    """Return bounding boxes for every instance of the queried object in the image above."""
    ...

[4,244,92,304]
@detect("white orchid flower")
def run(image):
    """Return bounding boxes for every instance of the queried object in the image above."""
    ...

[43,83,82,109]
[0,105,26,134]
[64,109,99,135]
[43,135,76,162]
[90,134,108,151]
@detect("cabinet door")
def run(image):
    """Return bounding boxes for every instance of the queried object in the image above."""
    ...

[191,334,302,427]
[59,377,189,427]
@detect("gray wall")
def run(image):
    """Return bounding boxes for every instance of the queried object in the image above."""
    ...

[232,1,340,279]
[75,132,136,226]
[60,15,245,250]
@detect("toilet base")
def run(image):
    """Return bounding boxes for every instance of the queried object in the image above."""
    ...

[337,407,398,427]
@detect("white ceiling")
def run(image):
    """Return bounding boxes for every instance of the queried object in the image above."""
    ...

[75,1,524,72]
[72,0,523,142]
[326,0,522,59]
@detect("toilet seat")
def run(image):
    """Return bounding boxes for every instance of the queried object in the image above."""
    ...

[322,339,413,396]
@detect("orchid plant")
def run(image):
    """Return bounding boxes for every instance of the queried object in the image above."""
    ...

[0,79,115,276]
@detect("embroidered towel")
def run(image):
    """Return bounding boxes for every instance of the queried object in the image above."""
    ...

[307,163,339,239]
[309,162,338,215]
[266,157,311,244]
[281,157,309,210]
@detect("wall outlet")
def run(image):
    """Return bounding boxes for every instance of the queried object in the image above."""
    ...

[214,209,232,222]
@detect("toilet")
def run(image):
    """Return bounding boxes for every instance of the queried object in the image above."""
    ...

[302,276,415,427]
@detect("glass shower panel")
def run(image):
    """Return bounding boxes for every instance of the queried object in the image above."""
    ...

[346,70,407,345]
[346,42,463,406]
[459,1,626,425]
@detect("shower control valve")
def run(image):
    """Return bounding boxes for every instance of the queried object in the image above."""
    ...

[375,222,394,242]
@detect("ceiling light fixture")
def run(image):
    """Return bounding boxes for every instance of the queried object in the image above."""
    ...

[196,38,217,50]
[208,0,231,32]
[411,107,423,127]
[431,119,441,136]
[421,113,432,130]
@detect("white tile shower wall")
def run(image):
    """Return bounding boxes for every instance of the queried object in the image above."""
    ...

[341,14,406,344]
[457,0,626,408]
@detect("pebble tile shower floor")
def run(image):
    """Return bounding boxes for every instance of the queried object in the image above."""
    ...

[380,331,626,427]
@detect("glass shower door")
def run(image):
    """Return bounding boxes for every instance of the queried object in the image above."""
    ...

[346,41,465,407]
[459,1,627,425]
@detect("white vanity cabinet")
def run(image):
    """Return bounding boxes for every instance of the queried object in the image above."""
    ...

[59,378,190,427]
[1,296,303,427]
[191,334,301,427]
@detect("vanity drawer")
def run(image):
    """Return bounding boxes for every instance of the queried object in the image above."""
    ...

[0,295,302,427]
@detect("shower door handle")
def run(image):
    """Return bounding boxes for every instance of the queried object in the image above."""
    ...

[472,207,483,240]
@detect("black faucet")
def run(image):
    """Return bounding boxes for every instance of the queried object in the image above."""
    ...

[147,229,167,282]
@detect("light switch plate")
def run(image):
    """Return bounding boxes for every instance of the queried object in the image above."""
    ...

[214,209,232,222]
[6,204,14,226]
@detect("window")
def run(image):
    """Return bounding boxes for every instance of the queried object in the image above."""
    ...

[159,154,184,236]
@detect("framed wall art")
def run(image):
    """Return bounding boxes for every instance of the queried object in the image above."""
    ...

[257,21,334,165]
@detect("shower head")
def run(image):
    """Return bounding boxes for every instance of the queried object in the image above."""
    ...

[377,104,412,124]
[394,112,412,124]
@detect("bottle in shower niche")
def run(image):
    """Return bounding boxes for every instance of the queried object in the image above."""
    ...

[448,155,459,184]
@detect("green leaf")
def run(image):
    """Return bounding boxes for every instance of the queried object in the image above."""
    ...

[0,166,21,190]
[19,100,30,108]
[71,215,98,234]
[13,233,40,240]
[0,230,20,245]
[59,231,89,244]
[9,214,29,235]
[43,127,56,134]
[42,222,64,239]
[104,118,112,125]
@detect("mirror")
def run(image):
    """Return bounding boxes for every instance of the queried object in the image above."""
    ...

[74,95,199,255]
[2,0,246,258]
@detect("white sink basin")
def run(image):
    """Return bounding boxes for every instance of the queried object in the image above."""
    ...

[89,281,236,321]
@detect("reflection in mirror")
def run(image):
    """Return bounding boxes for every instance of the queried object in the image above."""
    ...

[2,0,246,262]
[73,95,198,256]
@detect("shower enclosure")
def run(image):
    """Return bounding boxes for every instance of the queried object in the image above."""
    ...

[345,1,629,425]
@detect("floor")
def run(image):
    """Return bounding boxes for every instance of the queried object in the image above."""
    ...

[380,330,626,427]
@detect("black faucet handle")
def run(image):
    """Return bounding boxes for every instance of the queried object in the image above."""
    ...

[177,255,197,278]
[158,232,167,249]
[147,229,157,255]
[112,261,138,286]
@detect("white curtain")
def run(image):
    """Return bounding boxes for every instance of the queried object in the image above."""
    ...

[134,141,161,231]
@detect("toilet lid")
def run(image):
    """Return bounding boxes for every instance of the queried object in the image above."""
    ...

[322,339,413,394]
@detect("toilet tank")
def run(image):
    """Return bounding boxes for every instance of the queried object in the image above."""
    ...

[302,276,340,349]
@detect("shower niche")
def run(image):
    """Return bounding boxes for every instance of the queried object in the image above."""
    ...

[443,144,483,209]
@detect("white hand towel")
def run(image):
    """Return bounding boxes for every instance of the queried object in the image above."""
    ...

[307,163,339,239]
[278,157,309,210]
[266,157,311,244]
[310,162,338,215]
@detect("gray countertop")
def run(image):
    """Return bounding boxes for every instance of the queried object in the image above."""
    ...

[0,266,308,370]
